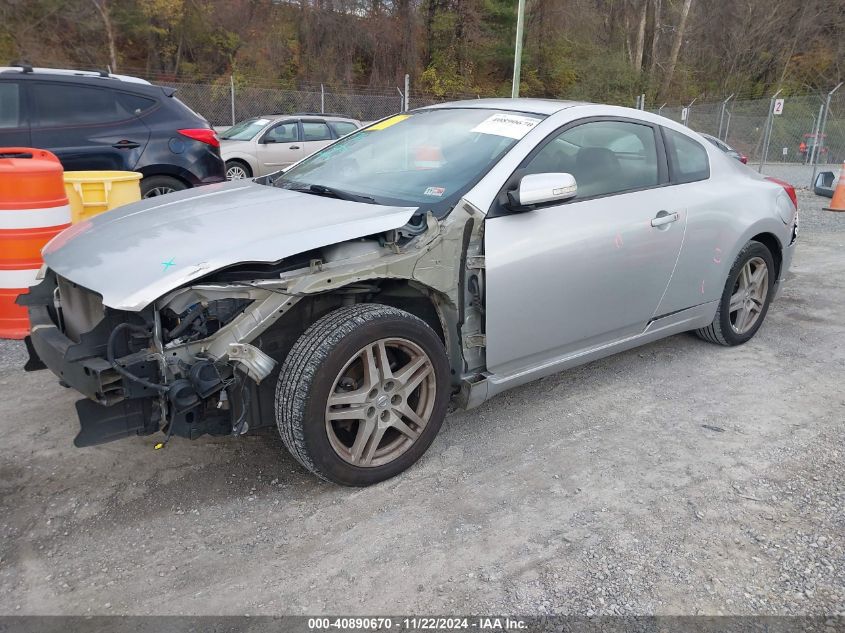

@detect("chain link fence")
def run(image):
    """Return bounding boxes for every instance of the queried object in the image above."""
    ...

[147,72,844,188]
[158,79,408,127]
[649,89,845,187]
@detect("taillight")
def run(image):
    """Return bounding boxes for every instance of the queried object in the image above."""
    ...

[766,176,797,209]
[740,155,748,164]
[178,128,220,148]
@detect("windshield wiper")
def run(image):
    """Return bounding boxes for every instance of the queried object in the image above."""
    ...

[293,183,375,204]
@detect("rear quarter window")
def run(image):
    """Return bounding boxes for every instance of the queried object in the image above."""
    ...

[664,127,710,183]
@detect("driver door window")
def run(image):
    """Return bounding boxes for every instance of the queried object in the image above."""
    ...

[525,120,660,199]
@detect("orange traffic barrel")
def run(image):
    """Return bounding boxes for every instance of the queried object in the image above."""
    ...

[0,148,71,339]
[824,162,845,212]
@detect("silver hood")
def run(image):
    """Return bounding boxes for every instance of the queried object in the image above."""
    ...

[43,181,416,311]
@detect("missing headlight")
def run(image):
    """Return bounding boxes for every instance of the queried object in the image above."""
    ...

[162,298,253,344]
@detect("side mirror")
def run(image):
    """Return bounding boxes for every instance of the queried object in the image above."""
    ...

[510,172,577,208]
[261,137,278,144]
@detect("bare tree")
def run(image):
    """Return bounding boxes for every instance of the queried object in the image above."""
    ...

[91,0,118,71]
[660,0,693,99]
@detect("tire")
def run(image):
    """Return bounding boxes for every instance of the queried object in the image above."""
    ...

[696,240,775,346]
[275,304,450,486]
[141,175,187,198]
[225,160,252,180]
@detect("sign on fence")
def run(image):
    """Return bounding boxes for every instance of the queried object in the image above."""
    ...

[681,107,688,122]
[773,98,784,115]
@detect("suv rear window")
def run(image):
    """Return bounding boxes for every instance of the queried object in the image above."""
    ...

[31,83,153,126]
[664,127,710,183]
[0,83,21,128]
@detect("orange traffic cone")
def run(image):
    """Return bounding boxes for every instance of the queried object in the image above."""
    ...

[824,162,845,212]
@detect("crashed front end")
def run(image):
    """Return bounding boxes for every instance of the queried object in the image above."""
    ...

[21,268,278,446]
[18,196,486,449]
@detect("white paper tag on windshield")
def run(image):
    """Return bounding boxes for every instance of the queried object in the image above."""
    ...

[471,113,540,139]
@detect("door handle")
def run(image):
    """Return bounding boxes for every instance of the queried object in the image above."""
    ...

[289,145,301,150]
[651,211,679,227]
[112,140,140,149]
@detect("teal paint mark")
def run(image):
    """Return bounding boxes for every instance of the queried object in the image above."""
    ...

[161,258,175,272]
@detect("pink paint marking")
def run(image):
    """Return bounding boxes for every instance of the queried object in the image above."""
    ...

[713,247,722,264]
[614,233,623,249]
[700,279,706,294]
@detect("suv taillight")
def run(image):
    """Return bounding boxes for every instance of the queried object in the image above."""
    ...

[178,128,220,148]
[765,176,797,209]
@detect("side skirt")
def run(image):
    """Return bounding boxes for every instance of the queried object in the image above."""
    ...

[461,300,718,409]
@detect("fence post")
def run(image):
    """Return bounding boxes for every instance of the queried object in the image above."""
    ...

[229,75,235,126]
[759,88,782,173]
[641,93,646,110]
[404,74,410,112]
[808,102,824,172]
[683,97,696,127]
[718,94,734,140]
[320,84,325,114]
[811,82,843,186]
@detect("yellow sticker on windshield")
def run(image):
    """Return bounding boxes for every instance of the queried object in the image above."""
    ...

[367,114,410,131]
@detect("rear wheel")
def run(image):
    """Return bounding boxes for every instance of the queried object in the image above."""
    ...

[225,160,252,180]
[696,240,775,346]
[141,175,187,198]
[275,304,450,486]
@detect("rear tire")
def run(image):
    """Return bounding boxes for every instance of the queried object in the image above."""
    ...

[696,240,775,346]
[141,175,187,198]
[275,304,450,486]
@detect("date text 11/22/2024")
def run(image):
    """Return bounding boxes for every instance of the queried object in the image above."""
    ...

[307,617,528,630]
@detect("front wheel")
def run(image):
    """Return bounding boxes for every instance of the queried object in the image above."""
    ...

[275,304,451,486]
[696,240,775,346]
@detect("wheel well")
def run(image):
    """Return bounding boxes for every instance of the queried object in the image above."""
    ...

[750,232,783,279]
[245,280,450,431]
[370,280,446,345]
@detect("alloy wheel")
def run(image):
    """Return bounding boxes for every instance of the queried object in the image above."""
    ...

[226,165,248,180]
[325,337,436,467]
[143,186,176,198]
[729,256,769,334]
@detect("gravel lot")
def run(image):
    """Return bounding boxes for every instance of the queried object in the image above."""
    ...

[0,189,843,617]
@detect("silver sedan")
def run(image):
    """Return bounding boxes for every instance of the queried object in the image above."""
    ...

[23,99,798,486]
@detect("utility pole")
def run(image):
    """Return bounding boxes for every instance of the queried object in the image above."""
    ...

[511,0,526,98]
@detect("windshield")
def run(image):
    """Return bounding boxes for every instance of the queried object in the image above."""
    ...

[221,117,272,141]
[275,108,544,215]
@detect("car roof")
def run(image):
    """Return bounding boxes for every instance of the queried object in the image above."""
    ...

[0,65,151,85]
[421,97,590,116]
[257,113,361,123]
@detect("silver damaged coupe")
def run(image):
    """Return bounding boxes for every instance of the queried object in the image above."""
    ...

[20,99,799,485]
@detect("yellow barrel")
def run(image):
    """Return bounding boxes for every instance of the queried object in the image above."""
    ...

[63,171,142,223]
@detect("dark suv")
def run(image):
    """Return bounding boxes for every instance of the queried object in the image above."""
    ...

[0,65,226,197]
